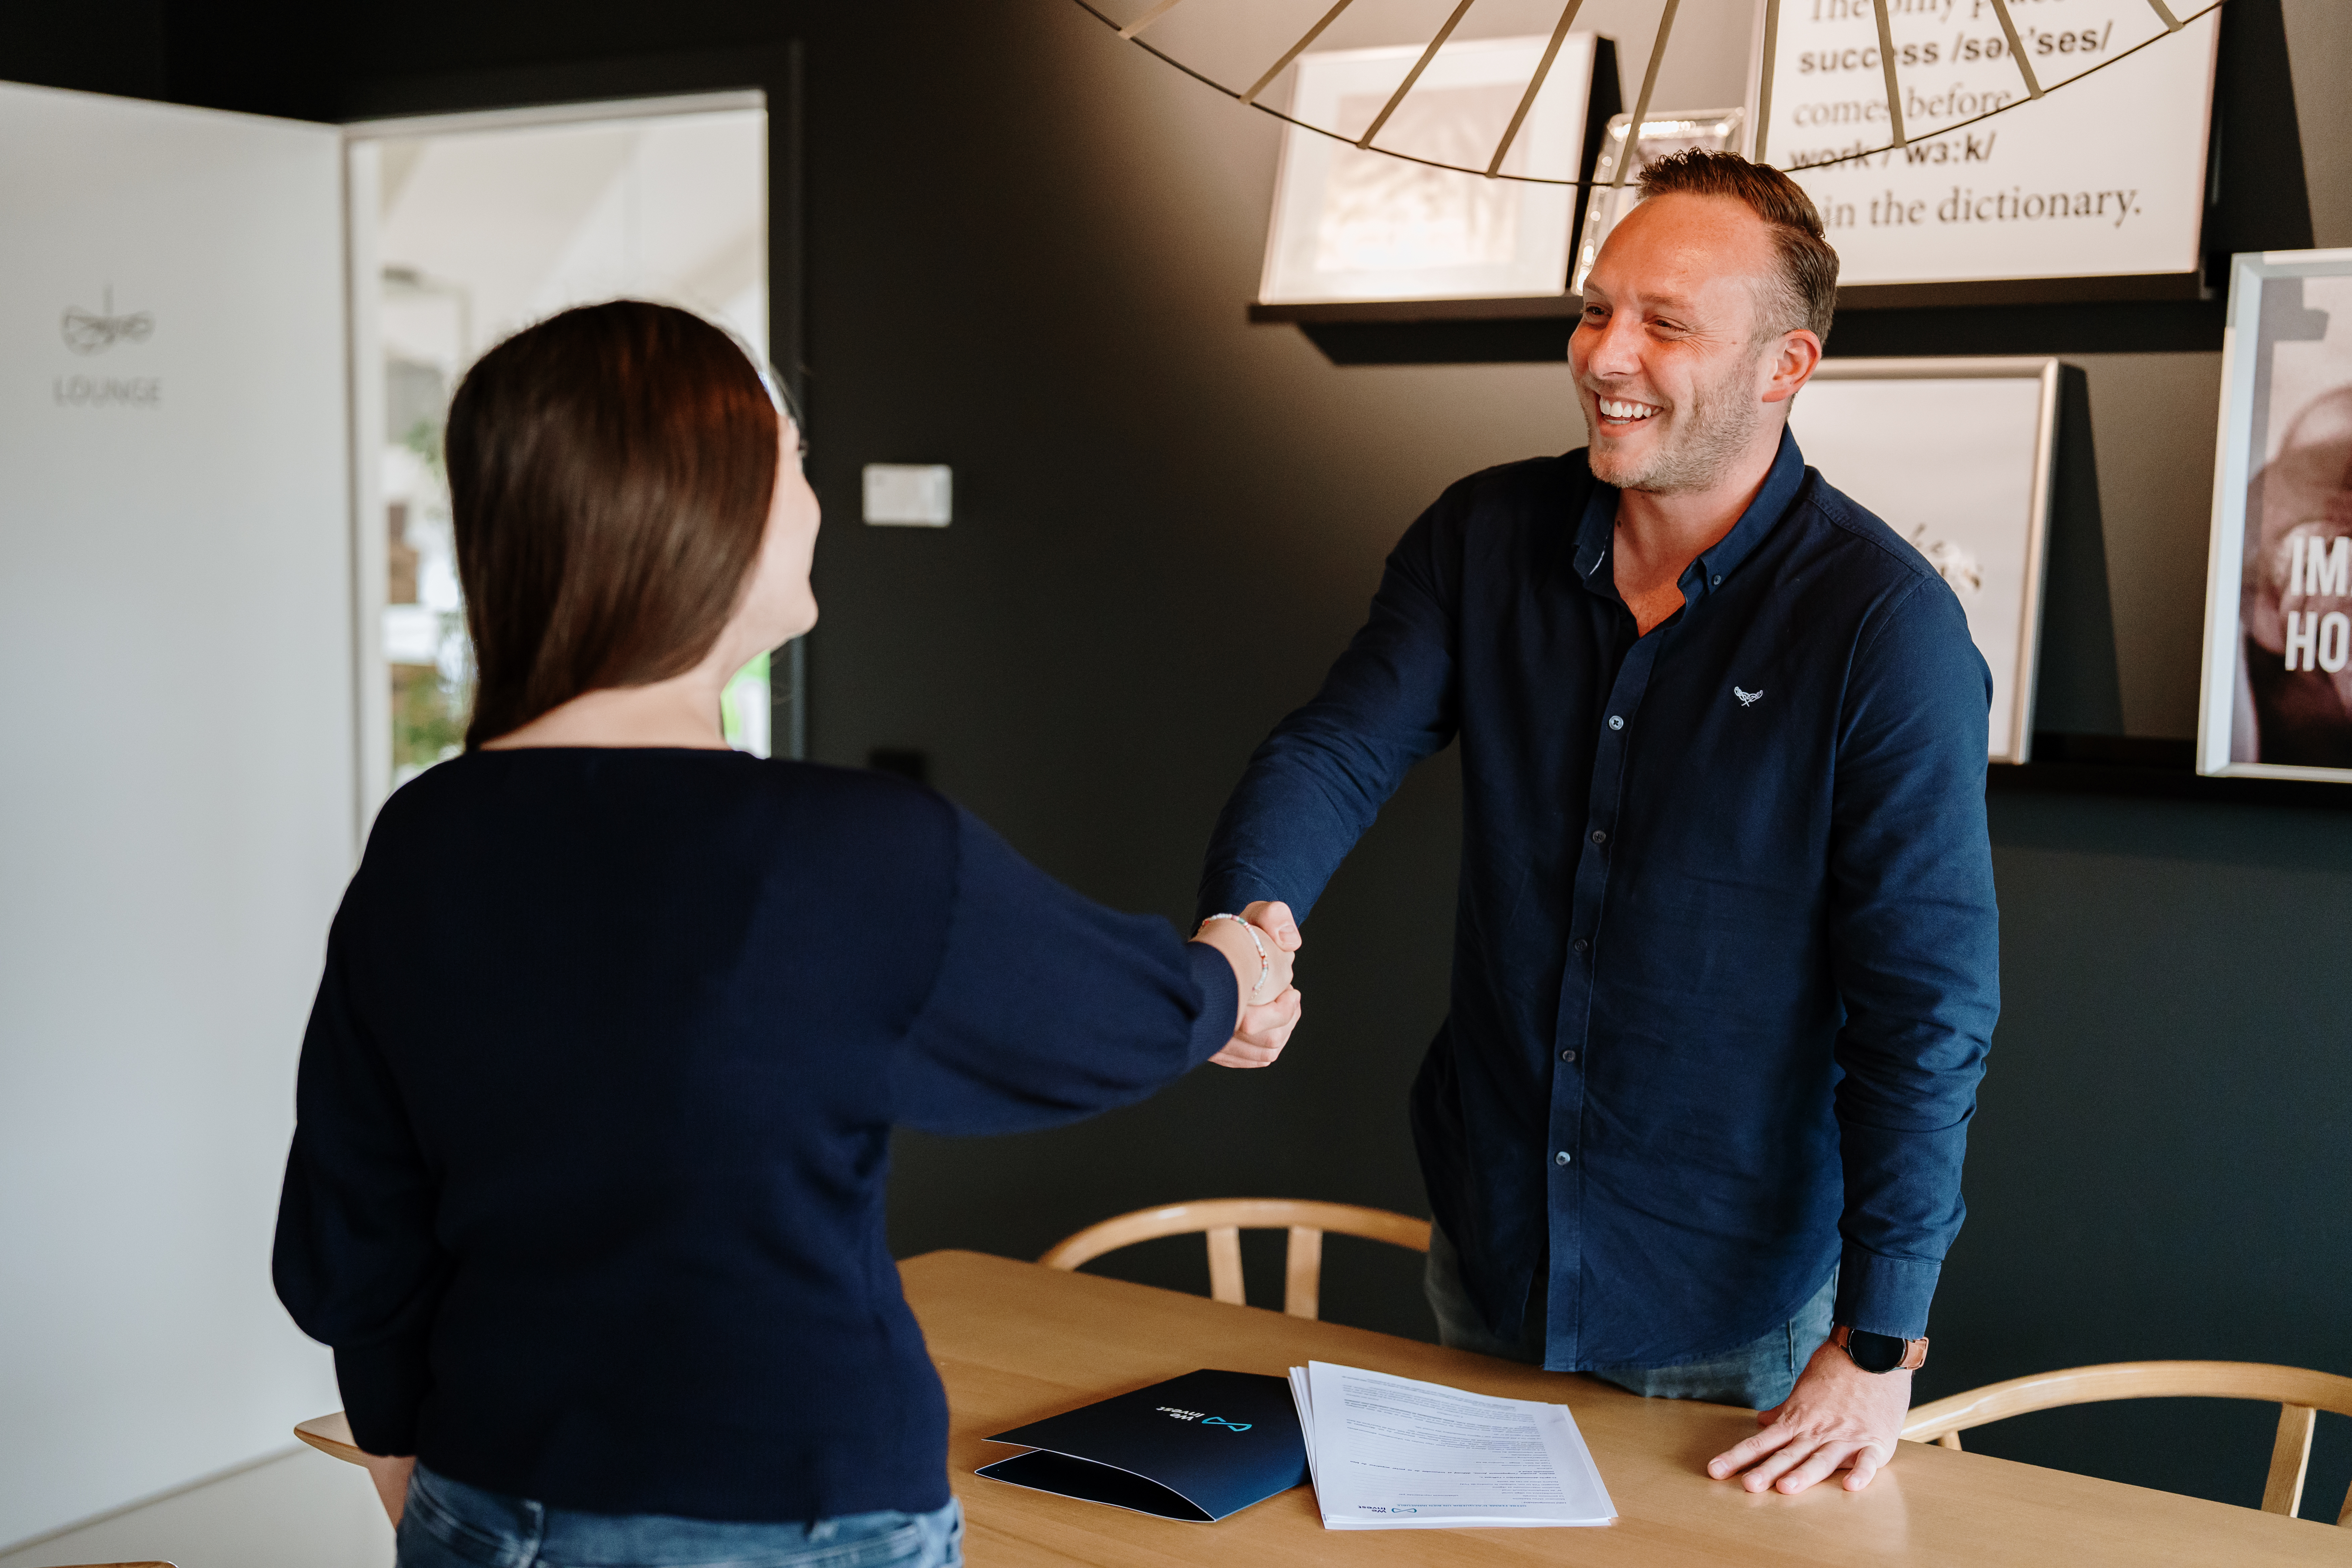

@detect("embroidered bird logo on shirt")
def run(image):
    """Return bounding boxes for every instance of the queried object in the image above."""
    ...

[1734,686,1764,707]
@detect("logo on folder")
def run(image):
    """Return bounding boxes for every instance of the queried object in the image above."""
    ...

[975,1368,1307,1523]
[1156,1405,1251,1432]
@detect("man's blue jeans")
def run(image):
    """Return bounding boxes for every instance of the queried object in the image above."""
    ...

[1423,1224,1836,1411]
[395,1463,965,1568]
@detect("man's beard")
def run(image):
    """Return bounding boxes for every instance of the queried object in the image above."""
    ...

[1585,347,1771,494]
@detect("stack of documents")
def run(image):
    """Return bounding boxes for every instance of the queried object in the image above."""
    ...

[1287,1361,1615,1529]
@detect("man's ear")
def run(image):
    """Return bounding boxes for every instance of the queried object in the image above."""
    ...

[1761,329,1824,406]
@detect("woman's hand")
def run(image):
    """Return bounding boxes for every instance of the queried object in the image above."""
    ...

[1192,901,1302,1063]
[1191,902,1298,1027]
[360,1451,415,1525]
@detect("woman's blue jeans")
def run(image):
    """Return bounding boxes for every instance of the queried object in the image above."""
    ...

[395,1463,965,1568]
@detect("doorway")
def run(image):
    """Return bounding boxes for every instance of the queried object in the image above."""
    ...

[345,93,774,814]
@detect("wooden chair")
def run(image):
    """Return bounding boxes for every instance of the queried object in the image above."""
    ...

[1902,1360,2352,1524]
[1039,1198,1430,1321]
[295,1410,423,1527]
[294,1411,365,1465]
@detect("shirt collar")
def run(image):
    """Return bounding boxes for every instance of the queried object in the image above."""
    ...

[1568,425,1809,598]
[1694,426,1807,589]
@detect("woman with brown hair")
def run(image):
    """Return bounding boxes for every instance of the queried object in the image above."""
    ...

[273,300,1299,1568]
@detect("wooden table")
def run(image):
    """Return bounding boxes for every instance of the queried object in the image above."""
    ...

[905,1250,2350,1566]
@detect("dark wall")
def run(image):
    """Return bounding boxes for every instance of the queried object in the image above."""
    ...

[3,0,169,101]
[794,5,2352,1522]
[9,0,2347,1523]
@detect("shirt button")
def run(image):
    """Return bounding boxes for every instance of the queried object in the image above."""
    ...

[1589,829,1607,845]
[1561,1049,1577,1063]
[1607,715,1624,731]
[1571,937,1588,953]
[1711,574,1723,586]
[1555,1151,1571,1166]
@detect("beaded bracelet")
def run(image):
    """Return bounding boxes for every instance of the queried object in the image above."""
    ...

[1200,913,1272,1003]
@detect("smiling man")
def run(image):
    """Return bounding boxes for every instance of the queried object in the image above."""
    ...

[1198,152,1999,1494]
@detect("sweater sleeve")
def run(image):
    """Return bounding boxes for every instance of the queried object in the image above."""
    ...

[890,806,1239,1135]
[272,901,448,1458]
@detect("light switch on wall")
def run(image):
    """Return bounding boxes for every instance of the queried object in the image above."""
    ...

[863,463,952,526]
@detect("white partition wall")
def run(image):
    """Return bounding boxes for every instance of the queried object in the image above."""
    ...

[0,83,354,1545]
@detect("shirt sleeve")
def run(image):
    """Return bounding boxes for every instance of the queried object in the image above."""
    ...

[890,807,1240,1135]
[1826,573,2002,1340]
[272,901,449,1458]
[1195,502,1461,925]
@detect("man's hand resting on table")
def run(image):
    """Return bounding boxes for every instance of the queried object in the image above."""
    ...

[1202,901,1303,1069]
[1707,1339,1910,1494]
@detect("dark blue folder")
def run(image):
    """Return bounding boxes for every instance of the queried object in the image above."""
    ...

[974,1368,1308,1523]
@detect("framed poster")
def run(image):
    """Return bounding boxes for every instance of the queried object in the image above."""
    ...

[1788,358,2060,764]
[1570,108,1744,293]
[1753,0,2219,291]
[2196,249,2352,782]
[1259,33,1608,304]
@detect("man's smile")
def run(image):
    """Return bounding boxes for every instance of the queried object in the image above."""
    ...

[1594,395,1663,426]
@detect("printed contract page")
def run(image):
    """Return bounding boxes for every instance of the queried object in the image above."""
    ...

[1288,1362,1615,1529]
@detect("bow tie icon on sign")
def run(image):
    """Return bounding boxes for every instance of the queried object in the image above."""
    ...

[62,286,153,355]
[1734,686,1764,707]
[1200,1416,1253,1432]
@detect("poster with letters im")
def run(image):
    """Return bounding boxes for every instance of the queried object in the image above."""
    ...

[2197,249,2352,782]
[1755,0,2220,290]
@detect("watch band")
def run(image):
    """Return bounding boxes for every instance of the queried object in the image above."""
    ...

[1830,1323,1928,1372]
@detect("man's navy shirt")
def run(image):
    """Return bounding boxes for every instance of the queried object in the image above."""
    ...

[1200,430,1999,1369]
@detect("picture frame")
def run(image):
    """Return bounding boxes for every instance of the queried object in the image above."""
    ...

[1787,358,2060,765]
[2196,248,2352,782]
[1755,0,2220,296]
[1570,108,1744,293]
[1258,33,1610,305]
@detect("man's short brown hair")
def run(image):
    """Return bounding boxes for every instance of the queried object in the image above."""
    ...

[1635,150,1838,344]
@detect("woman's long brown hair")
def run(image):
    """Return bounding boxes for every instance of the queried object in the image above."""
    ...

[445,300,780,749]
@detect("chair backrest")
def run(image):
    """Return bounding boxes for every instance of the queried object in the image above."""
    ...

[1902,1360,2352,1525]
[1038,1198,1431,1321]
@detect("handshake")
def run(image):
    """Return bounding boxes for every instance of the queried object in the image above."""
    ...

[1189,900,1305,1072]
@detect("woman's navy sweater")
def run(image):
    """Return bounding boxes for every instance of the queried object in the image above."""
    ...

[273,749,1236,1522]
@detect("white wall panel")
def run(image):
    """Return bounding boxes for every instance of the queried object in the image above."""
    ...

[0,81,351,1546]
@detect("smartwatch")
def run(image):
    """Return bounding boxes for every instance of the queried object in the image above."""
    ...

[1830,1324,1928,1373]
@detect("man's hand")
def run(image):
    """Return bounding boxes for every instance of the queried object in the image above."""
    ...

[1238,900,1302,955]
[1706,1339,1910,1494]
[1206,901,1303,1069]
[1209,985,1302,1068]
